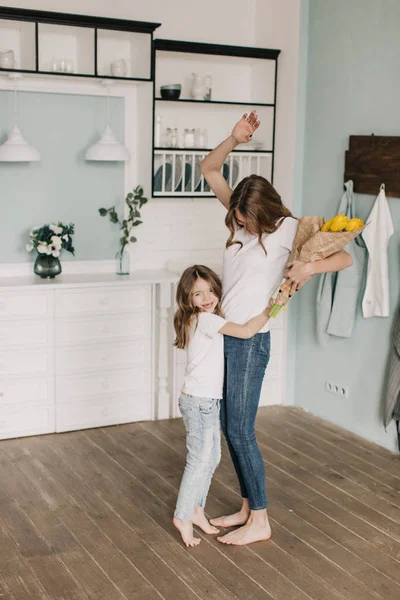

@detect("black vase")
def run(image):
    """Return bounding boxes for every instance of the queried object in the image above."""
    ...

[34,253,62,279]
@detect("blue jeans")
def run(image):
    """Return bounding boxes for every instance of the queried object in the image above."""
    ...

[221,332,271,510]
[174,394,221,521]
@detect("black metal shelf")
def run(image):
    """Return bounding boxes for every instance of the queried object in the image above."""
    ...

[154,147,273,154]
[0,6,161,33]
[152,37,280,198]
[0,6,160,83]
[0,67,152,82]
[155,98,274,107]
[154,38,280,60]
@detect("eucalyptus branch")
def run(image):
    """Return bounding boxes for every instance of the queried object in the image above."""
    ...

[99,185,148,251]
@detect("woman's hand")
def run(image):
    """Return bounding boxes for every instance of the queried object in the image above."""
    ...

[231,110,260,144]
[284,260,313,294]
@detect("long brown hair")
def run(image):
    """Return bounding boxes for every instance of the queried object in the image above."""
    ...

[174,265,224,350]
[225,175,294,253]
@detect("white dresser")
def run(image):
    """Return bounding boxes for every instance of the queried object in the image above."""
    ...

[0,271,177,440]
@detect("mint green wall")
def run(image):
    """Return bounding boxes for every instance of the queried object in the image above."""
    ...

[295,0,400,451]
[0,90,124,263]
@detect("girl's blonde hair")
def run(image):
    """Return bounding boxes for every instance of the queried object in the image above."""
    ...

[174,265,224,350]
[225,174,294,254]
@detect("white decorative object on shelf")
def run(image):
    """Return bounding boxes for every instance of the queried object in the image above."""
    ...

[85,80,130,162]
[0,73,40,162]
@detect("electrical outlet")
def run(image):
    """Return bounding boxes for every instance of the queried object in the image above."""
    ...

[326,381,349,398]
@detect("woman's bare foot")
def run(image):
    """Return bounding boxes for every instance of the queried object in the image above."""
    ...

[173,517,201,547]
[193,507,219,534]
[217,512,272,546]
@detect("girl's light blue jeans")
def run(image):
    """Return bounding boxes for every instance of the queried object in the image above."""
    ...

[174,394,221,521]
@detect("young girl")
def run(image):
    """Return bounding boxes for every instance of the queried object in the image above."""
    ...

[173,264,271,547]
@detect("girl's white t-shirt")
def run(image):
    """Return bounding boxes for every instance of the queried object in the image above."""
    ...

[182,312,227,400]
[222,217,298,333]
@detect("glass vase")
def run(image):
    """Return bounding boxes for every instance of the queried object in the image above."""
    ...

[34,253,62,279]
[115,246,130,275]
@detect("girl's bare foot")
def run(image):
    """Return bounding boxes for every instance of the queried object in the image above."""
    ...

[193,507,219,534]
[173,517,201,547]
[210,508,249,528]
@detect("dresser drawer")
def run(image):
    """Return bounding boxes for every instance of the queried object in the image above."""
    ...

[56,367,152,403]
[0,291,52,320]
[0,348,54,377]
[55,313,151,346]
[56,339,152,375]
[55,285,152,318]
[0,402,55,440]
[0,376,53,406]
[56,392,152,432]
[0,319,53,349]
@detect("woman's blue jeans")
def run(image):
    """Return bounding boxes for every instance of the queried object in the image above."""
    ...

[221,332,270,511]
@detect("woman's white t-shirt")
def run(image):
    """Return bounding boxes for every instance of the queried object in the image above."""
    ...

[182,312,227,399]
[222,217,298,333]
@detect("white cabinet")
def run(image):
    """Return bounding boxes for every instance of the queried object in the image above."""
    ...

[0,290,55,439]
[0,272,177,439]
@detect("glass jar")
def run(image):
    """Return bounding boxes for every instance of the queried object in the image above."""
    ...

[115,246,130,275]
[204,74,212,101]
[184,128,195,148]
[171,127,178,148]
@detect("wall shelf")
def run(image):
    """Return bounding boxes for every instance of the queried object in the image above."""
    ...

[155,98,275,107]
[152,38,280,198]
[0,6,160,81]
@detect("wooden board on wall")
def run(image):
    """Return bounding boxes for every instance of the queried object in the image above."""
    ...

[344,135,400,197]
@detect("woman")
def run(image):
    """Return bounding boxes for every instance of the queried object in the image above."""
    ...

[200,111,352,546]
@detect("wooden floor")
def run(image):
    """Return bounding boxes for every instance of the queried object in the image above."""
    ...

[0,407,400,600]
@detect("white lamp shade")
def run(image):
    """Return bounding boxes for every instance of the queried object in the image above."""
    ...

[85,125,130,162]
[0,125,41,162]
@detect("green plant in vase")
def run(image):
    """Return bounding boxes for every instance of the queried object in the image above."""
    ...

[99,185,148,275]
[26,222,75,278]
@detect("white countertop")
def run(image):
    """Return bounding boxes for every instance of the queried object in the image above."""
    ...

[0,269,179,291]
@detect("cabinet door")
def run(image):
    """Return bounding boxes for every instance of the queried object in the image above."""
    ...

[56,392,152,433]
[56,367,152,403]
[55,285,151,317]
[0,291,52,320]
[55,313,151,346]
[0,347,54,377]
[56,339,152,375]
[0,403,55,440]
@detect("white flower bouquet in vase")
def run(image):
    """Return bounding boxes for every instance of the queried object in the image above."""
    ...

[26,222,75,278]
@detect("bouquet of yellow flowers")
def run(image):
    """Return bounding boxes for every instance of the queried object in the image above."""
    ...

[268,214,366,318]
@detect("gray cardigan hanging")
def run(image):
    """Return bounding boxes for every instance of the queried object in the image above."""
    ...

[384,302,400,451]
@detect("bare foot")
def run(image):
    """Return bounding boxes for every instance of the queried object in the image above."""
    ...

[217,518,271,546]
[210,509,249,528]
[193,508,219,534]
[173,517,201,547]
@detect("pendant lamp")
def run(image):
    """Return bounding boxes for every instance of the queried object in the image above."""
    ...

[85,81,130,162]
[0,74,41,162]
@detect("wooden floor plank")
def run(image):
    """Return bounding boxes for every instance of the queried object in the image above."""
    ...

[84,427,273,600]
[123,421,347,600]
[276,409,400,481]
[22,435,206,600]
[0,447,130,600]
[255,414,400,509]
[0,406,399,600]
[144,419,399,600]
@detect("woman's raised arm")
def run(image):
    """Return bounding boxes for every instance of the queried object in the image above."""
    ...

[200,111,260,209]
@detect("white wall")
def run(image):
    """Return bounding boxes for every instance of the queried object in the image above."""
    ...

[3,0,302,272]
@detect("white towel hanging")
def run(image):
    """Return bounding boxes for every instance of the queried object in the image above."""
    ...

[362,184,394,318]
